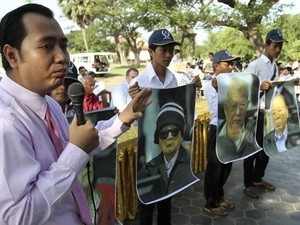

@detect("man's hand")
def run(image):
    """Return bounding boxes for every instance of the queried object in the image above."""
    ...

[69,116,99,154]
[260,80,272,91]
[128,82,140,99]
[192,75,202,88]
[119,88,152,126]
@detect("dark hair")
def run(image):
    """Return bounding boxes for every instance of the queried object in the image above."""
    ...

[149,45,159,51]
[266,39,272,45]
[0,4,54,71]
[126,67,139,76]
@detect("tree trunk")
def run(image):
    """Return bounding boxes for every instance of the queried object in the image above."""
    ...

[81,28,89,52]
[133,51,141,68]
[114,35,128,65]
[241,27,264,58]
[185,32,196,64]
[120,50,128,65]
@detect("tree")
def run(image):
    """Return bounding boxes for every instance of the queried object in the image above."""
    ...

[273,14,300,62]
[62,0,150,67]
[58,0,99,52]
[194,0,293,57]
[58,0,295,65]
[134,0,292,62]
[137,0,200,63]
[65,25,115,54]
[200,28,254,62]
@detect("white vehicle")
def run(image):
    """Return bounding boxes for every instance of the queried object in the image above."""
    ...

[70,52,115,77]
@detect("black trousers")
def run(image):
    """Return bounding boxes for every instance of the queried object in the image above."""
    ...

[139,198,172,225]
[204,125,232,208]
[243,112,269,187]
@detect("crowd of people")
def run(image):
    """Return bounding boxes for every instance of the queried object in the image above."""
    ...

[1,3,300,225]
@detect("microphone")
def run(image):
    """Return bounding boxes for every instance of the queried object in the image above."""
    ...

[68,82,86,125]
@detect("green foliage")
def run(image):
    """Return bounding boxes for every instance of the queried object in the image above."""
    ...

[191,13,300,63]
[59,0,299,64]
[66,26,115,54]
[273,14,300,62]
[58,0,98,27]
[199,28,254,62]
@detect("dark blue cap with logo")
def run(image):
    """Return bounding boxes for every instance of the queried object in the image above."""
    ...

[213,50,240,66]
[66,61,78,79]
[148,29,181,47]
[266,29,286,42]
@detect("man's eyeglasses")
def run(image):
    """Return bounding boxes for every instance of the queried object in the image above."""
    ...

[158,126,181,139]
[272,105,287,116]
[226,101,249,111]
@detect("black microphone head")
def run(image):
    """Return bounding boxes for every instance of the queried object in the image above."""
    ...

[68,82,85,104]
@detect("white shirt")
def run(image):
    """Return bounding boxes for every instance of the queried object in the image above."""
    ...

[203,58,213,74]
[246,54,278,109]
[129,63,178,89]
[93,80,106,96]
[0,75,128,225]
[164,150,179,178]
[111,81,132,112]
[246,54,278,82]
[203,78,218,126]
[275,126,288,153]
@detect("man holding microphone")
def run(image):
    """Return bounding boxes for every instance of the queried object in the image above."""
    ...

[0,4,151,225]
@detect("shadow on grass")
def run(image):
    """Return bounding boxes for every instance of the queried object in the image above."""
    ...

[99,63,147,78]
[103,73,123,78]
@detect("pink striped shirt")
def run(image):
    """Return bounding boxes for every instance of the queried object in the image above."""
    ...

[0,75,128,225]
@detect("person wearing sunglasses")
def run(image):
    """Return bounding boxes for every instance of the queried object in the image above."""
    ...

[137,102,197,222]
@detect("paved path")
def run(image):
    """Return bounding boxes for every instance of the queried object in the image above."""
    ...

[124,149,300,225]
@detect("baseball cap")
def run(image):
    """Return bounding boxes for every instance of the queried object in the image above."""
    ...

[266,29,286,43]
[148,29,181,47]
[64,76,80,89]
[213,50,240,66]
[66,61,78,79]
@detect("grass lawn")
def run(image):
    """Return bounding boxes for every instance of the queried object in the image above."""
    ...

[106,63,147,77]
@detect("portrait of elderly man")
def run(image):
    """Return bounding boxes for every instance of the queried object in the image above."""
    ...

[137,101,198,204]
[217,76,261,163]
[264,94,300,156]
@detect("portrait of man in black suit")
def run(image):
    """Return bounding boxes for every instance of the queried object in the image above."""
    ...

[264,94,300,156]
